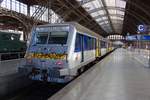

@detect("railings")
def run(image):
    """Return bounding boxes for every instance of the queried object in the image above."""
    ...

[0,52,25,61]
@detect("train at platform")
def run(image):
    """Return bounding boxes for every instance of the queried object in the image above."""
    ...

[19,22,114,83]
[0,30,26,60]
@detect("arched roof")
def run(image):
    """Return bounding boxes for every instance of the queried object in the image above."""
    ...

[10,0,150,36]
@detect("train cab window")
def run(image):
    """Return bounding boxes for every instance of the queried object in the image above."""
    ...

[48,31,68,45]
[36,32,48,44]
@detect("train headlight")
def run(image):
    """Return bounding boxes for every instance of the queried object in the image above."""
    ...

[26,58,32,64]
[25,53,33,58]
[25,53,33,64]
[55,61,64,69]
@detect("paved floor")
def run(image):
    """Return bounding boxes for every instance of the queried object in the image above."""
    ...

[0,58,25,76]
[0,59,32,97]
[49,48,150,100]
[128,49,150,67]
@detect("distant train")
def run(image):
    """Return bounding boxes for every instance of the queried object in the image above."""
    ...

[0,31,26,53]
[19,22,113,83]
[0,31,26,60]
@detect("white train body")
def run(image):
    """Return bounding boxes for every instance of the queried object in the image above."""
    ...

[19,22,112,83]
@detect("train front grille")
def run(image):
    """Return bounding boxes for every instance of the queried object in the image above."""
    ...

[48,68,60,78]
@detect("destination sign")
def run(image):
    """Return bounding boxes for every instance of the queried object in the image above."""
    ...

[142,35,150,40]
[126,35,150,41]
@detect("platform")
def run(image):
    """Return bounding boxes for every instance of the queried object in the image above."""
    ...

[0,59,32,97]
[49,48,150,100]
[128,49,150,67]
[0,58,25,76]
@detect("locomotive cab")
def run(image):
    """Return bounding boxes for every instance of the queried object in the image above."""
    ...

[20,24,73,83]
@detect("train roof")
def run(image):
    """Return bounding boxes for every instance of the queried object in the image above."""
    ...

[36,22,103,39]
[70,22,103,39]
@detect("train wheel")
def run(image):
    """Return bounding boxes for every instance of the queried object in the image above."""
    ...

[77,66,85,75]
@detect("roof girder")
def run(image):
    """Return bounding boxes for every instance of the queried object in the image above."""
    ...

[94,14,124,19]
[88,6,125,14]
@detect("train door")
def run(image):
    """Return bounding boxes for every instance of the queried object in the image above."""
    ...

[95,39,99,57]
[99,40,101,56]
[81,35,84,62]
[106,41,109,52]
[75,33,84,63]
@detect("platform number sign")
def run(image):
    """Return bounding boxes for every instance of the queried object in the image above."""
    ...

[138,25,146,32]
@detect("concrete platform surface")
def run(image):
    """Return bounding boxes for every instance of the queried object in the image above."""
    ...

[0,58,25,76]
[48,48,150,100]
[0,58,32,97]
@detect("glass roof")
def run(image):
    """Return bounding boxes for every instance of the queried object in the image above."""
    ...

[77,0,127,34]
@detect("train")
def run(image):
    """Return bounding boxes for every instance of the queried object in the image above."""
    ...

[0,30,26,53]
[0,30,26,60]
[19,22,114,83]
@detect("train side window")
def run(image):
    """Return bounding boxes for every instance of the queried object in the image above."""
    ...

[89,37,94,50]
[88,37,92,50]
[92,38,96,49]
[83,35,88,50]
[75,33,82,52]
[83,35,89,50]
[84,35,96,50]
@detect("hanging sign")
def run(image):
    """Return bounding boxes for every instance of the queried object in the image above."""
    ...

[138,25,146,32]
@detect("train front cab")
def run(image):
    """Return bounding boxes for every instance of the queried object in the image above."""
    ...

[19,24,75,83]
[19,24,97,83]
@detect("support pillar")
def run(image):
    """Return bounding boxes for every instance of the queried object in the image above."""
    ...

[48,0,52,23]
[10,0,12,10]
[148,47,150,68]
[19,0,21,13]
[27,4,30,16]
[23,30,27,41]
[23,28,29,42]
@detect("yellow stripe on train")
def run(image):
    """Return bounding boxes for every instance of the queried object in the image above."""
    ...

[26,53,66,59]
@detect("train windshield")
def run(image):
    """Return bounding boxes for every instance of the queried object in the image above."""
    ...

[36,32,49,44]
[48,31,68,44]
[35,31,68,45]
